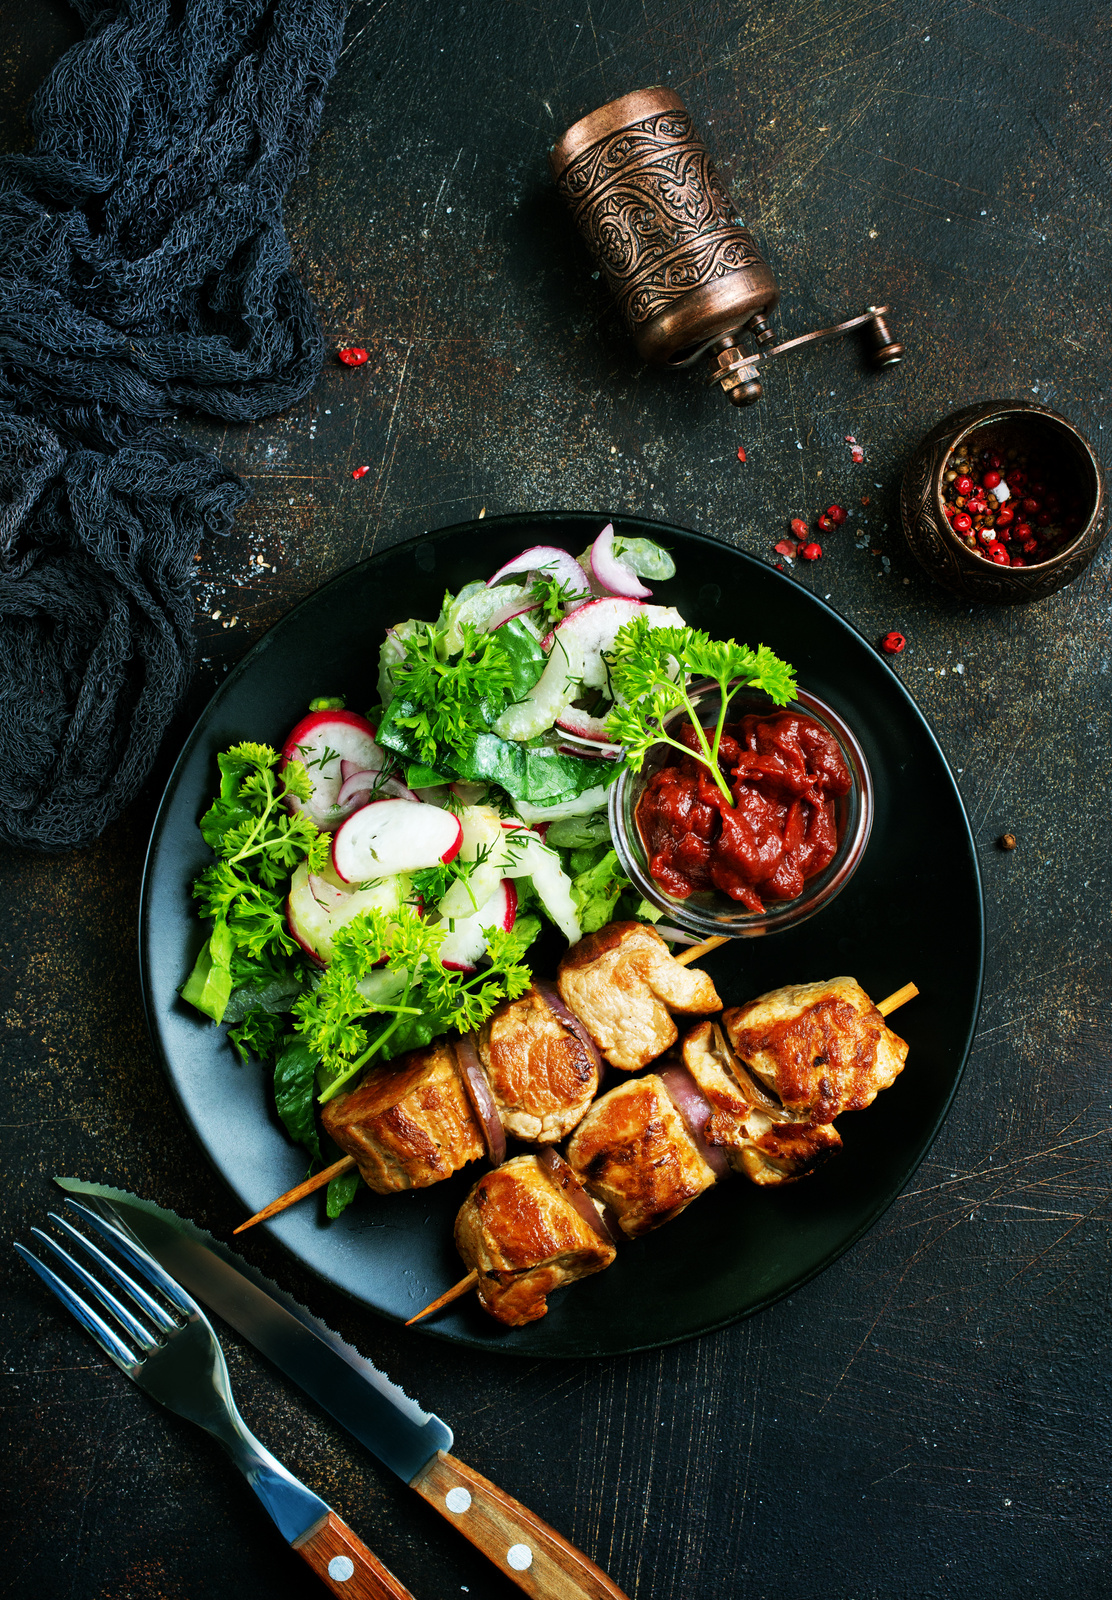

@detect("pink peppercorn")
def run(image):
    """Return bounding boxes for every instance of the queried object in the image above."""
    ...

[880,632,906,654]
[790,517,809,539]
[799,541,822,561]
[352,465,370,480]
[339,347,369,366]
[816,513,834,533]
[826,504,847,525]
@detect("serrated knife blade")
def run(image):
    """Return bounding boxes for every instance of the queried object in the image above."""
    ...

[55,1178,629,1600]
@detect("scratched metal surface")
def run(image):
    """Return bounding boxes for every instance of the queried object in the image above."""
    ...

[1,2,1110,1596]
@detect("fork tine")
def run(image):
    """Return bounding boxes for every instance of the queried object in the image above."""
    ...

[64,1199,197,1316]
[47,1212,179,1335]
[15,1241,138,1371]
[31,1226,161,1354]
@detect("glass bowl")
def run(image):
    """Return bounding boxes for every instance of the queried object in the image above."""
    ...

[608,682,873,939]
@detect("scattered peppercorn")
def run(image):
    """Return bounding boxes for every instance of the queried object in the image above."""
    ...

[737,446,747,462]
[338,347,369,365]
[941,434,1085,566]
[352,465,370,479]
[880,631,906,654]
[790,517,809,539]
[799,541,822,561]
[850,445,864,463]
[860,495,871,506]
[999,833,1017,850]
[816,513,834,533]
[826,504,847,525]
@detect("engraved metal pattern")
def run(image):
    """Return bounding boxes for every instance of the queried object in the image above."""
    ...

[899,401,1107,604]
[555,110,766,328]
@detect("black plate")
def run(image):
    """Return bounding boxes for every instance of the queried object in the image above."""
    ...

[140,513,984,1357]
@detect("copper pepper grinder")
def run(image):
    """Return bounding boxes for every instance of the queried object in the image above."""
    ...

[550,88,903,406]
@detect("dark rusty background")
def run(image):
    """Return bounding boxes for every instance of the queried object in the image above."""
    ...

[2,2,1110,1596]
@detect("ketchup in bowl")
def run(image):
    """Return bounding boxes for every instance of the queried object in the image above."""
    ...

[634,712,852,912]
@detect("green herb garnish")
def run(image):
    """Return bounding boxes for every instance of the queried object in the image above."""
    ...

[604,615,796,806]
[182,743,327,1024]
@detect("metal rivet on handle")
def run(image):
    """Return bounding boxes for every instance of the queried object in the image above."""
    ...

[328,1555,355,1581]
[446,1487,472,1514]
[507,1545,533,1571]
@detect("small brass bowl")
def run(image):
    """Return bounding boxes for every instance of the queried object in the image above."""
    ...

[900,400,1106,603]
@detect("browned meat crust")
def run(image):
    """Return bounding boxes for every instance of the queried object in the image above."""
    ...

[476,985,599,1142]
[557,920,722,1073]
[565,1073,717,1236]
[321,1040,484,1194]
[722,976,908,1122]
[453,1154,616,1326]
[681,1021,841,1184]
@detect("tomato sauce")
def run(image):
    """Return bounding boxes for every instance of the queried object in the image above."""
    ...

[635,712,851,912]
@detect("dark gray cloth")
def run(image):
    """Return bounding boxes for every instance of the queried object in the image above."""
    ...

[0,0,346,851]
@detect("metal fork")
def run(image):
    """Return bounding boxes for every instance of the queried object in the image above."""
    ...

[16,1200,416,1599]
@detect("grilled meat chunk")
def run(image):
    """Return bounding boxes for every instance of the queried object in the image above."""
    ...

[565,1073,718,1237]
[557,920,722,1073]
[454,1154,616,1326]
[681,1022,841,1185]
[321,1040,483,1194]
[475,985,599,1143]
[722,976,908,1123]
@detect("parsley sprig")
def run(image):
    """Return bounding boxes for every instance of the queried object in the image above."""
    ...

[604,615,796,805]
[293,904,535,1102]
[182,743,327,1024]
[391,620,516,765]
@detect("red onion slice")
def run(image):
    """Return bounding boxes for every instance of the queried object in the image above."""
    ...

[487,545,592,609]
[652,924,702,946]
[590,522,652,600]
[533,979,602,1074]
[536,1147,621,1244]
[336,769,417,807]
[453,1034,506,1166]
[658,1065,731,1180]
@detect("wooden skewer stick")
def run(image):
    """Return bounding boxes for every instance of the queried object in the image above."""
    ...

[407,977,921,1326]
[406,1269,479,1325]
[239,982,921,1240]
[233,1154,356,1234]
[877,982,918,1016]
[674,934,731,966]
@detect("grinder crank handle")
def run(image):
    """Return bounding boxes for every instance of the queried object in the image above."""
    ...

[410,1450,629,1599]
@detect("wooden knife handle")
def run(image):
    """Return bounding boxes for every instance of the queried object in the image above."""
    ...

[410,1450,629,1600]
[293,1509,418,1599]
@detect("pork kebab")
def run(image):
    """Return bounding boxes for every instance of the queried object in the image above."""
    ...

[234,922,723,1233]
[410,975,917,1328]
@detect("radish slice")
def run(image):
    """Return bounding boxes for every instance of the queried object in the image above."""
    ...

[281,710,384,831]
[590,522,652,599]
[337,769,417,807]
[286,861,409,966]
[659,1065,731,1179]
[487,545,592,607]
[332,799,463,883]
[438,879,517,971]
[536,1147,621,1243]
[533,979,602,1073]
[454,1034,507,1165]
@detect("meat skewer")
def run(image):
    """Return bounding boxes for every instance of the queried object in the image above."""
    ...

[234,923,723,1233]
[407,977,918,1327]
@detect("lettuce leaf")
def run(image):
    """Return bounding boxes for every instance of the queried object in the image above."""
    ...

[273,1039,322,1162]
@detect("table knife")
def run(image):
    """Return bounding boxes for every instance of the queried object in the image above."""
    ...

[56,1178,629,1600]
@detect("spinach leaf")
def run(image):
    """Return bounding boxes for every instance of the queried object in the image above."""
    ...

[273,1039,322,1162]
